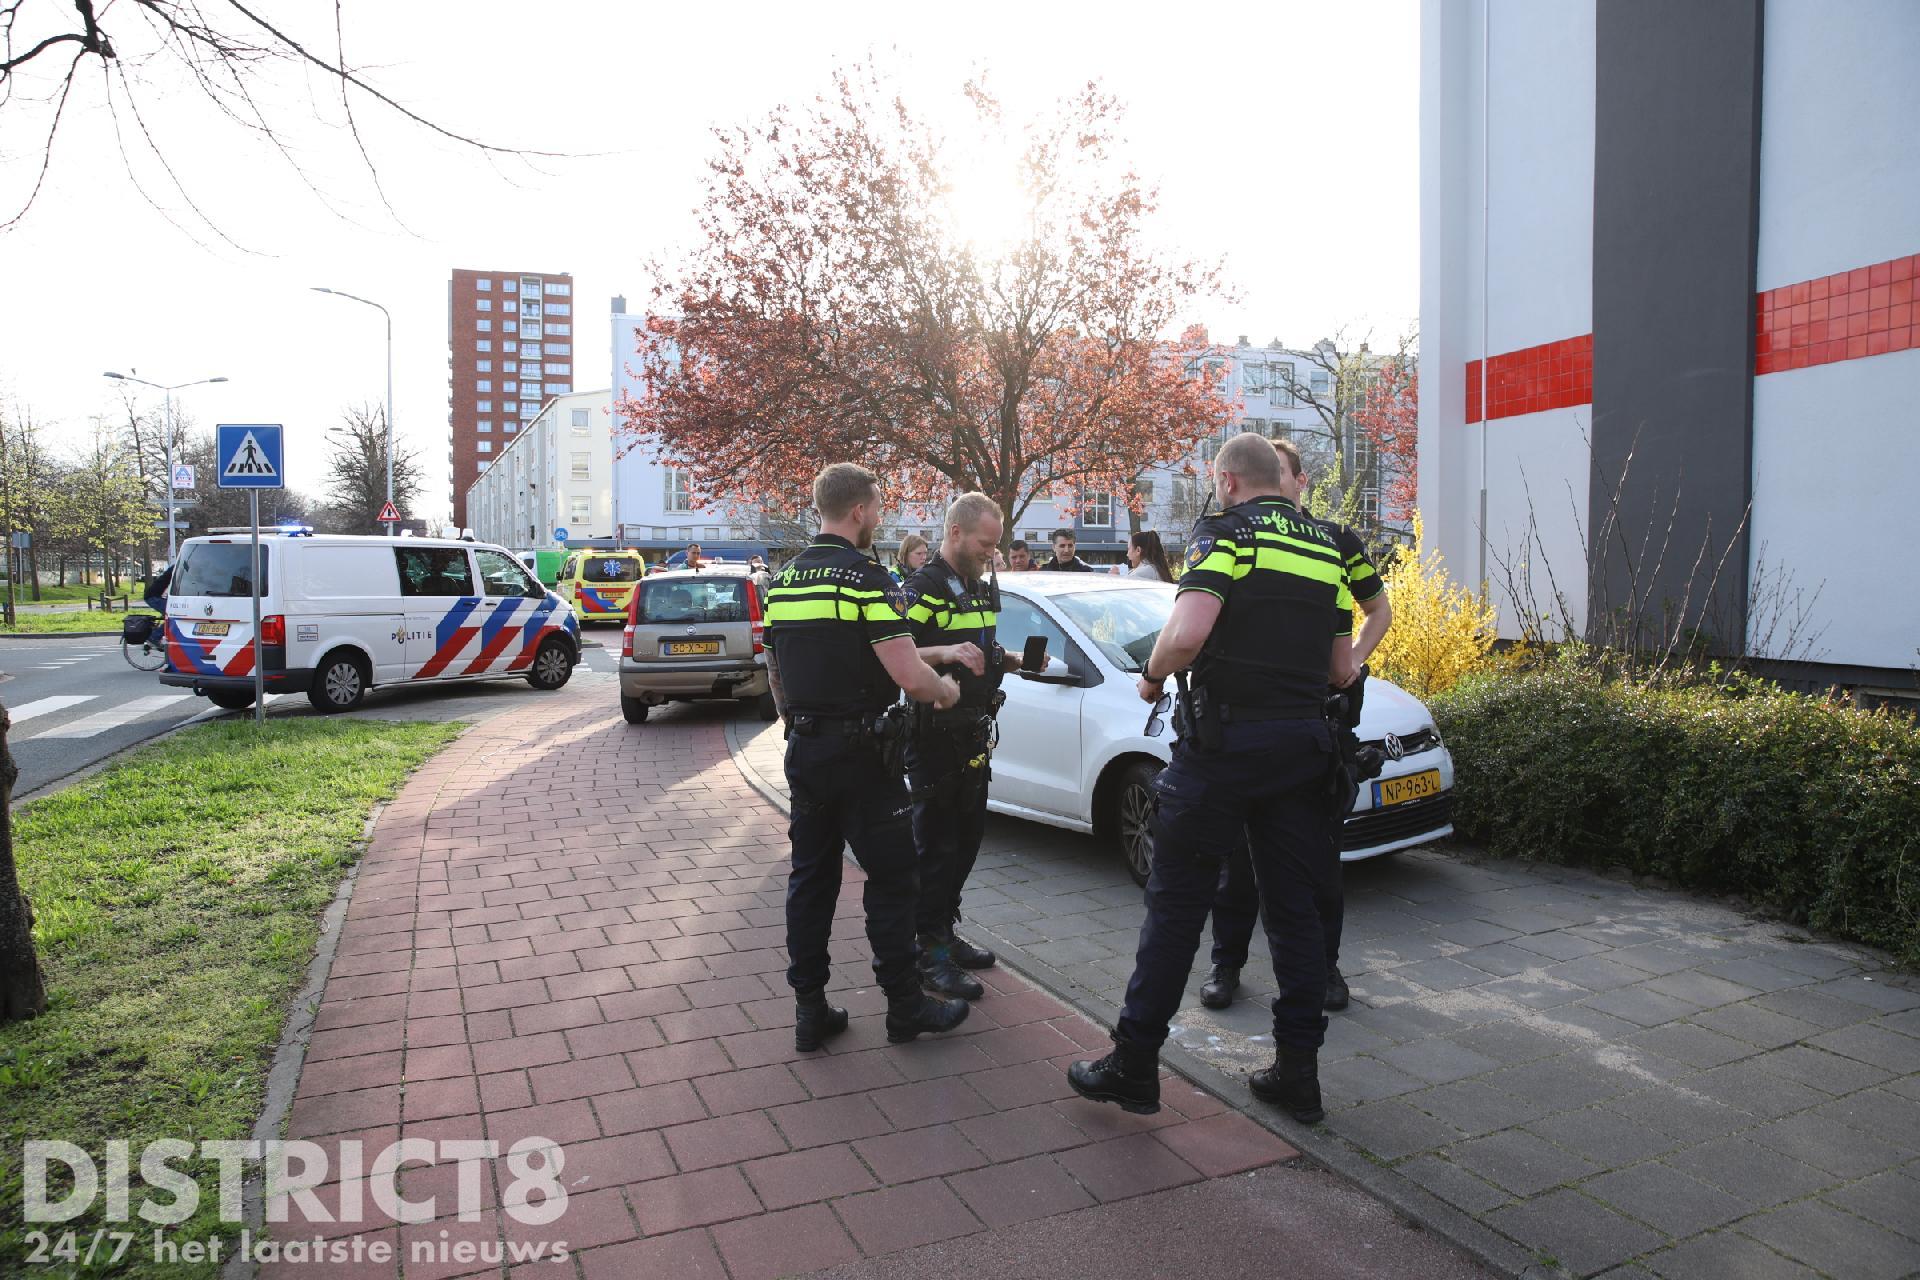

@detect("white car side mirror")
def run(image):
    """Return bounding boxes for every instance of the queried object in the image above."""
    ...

[1019,655,1079,686]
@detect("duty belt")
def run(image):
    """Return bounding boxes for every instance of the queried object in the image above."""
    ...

[788,713,881,737]
[1215,704,1322,724]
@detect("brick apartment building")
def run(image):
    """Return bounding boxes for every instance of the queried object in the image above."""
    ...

[447,268,576,527]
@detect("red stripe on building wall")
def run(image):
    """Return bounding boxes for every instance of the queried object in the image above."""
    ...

[1755,252,1918,374]
[1464,251,1918,423]
[1465,334,1593,424]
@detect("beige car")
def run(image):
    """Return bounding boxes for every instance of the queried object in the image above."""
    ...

[618,563,775,724]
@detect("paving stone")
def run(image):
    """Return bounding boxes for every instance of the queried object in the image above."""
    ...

[1680,1060,1829,1120]
[1482,1055,1637,1111]
[1807,1087,1920,1150]
[738,1143,877,1211]
[1506,931,1612,962]
[1821,1166,1920,1239]
[1447,1129,1600,1197]
[1580,1162,1746,1237]
[1533,1003,1646,1046]
[1736,1198,1920,1280]
[1476,974,1591,1012]
[1545,954,1652,993]
[1581,985,1707,1028]
[1643,1230,1819,1280]
[1641,971,1762,1011]
[1374,1038,1503,1085]
[1661,1136,1834,1207]
[1624,1023,1754,1070]
[1455,941,1556,979]
[1328,1099,1466,1161]
[1692,958,1817,994]
[1484,1188,1665,1276]
[1397,1154,1514,1215]
[1431,919,1523,948]
[1404,1080,1548,1138]
[1761,944,1870,981]
[1056,1131,1204,1202]
[1444,1020,1571,1066]
[832,1178,984,1257]
[1394,957,1501,993]
[1748,987,1880,1030]
[1601,1090,1754,1146]
[1150,1111,1298,1177]
[1688,1001,1822,1050]
[1607,944,1702,977]
[852,1123,988,1184]
[1322,1055,1430,1106]
[947,1153,1094,1227]
[710,1203,860,1280]
[1483,909,1587,938]
[1810,976,1920,1014]
[1746,1111,1909,1178]
[1341,1000,1471,1043]
[1808,1022,1920,1075]
[1523,1109,1684,1167]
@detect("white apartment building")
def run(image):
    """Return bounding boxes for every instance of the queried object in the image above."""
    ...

[464,389,613,549]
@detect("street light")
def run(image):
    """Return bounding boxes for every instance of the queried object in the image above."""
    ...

[103,371,229,561]
[312,287,395,534]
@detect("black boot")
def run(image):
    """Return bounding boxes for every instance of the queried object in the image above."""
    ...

[1249,1047,1323,1123]
[948,926,996,970]
[1324,965,1350,1011]
[885,990,970,1043]
[918,936,984,1000]
[1068,1042,1161,1115]
[1200,964,1241,1010]
[793,992,848,1053]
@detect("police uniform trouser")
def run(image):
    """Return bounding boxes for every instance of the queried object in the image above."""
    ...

[907,726,991,939]
[1209,835,1344,974]
[785,732,921,998]
[1117,718,1338,1054]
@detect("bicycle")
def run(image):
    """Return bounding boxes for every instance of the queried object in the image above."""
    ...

[121,613,169,672]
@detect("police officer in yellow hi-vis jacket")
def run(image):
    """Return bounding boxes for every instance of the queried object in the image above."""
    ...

[763,463,972,1053]
[1069,434,1355,1123]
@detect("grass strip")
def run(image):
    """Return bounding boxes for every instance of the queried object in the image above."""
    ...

[1,611,143,635]
[0,718,461,1276]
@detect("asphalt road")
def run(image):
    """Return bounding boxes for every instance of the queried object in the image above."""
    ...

[0,634,622,799]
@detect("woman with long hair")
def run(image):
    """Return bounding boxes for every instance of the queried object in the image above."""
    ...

[1127,530,1173,582]
[893,532,930,582]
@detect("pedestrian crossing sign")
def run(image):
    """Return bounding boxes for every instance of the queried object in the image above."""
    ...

[216,424,283,489]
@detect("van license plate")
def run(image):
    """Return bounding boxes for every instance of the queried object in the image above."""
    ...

[193,621,231,638]
[1374,768,1442,808]
[664,641,719,656]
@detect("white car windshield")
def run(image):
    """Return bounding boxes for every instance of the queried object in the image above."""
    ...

[1052,587,1171,673]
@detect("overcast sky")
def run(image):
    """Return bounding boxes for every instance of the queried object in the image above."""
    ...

[0,0,1417,522]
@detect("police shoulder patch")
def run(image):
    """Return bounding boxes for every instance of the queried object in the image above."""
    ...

[1185,537,1215,571]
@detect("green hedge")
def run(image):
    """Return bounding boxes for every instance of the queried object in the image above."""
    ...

[1432,667,1920,967]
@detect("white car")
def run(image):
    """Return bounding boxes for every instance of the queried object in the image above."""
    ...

[989,573,1455,884]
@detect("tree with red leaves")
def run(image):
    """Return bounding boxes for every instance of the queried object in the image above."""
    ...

[1350,348,1419,524]
[619,66,1236,534]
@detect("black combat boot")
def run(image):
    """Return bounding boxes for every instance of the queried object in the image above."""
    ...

[1199,964,1240,1010]
[793,992,848,1053]
[1324,965,1350,1011]
[947,925,996,970]
[885,989,970,1043]
[1249,1047,1324,1123]
[1067,1041,1161,1115]
[918,936,985,1001]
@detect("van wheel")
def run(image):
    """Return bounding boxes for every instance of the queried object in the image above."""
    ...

[621,695,649,725]
[527,638,573,690]
[1107,760,1161,888]
[308,653,368,713]
[207,687,256,711]
[755,692,778,721]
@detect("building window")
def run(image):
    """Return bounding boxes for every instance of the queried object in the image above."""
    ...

[544,302,571,317]
[570,496,592,523]
[570,408,591,431]
[477,441,493,454]
[477,401,492,413]
[520,402,538,418]
[523,383,543,401]
[475,340,492,353]
[502,421,515,434]
[1359,487,1380,526]
[544,282,571,296]
[476,380,492,393]
[1310,371,1330,397]
[475,299,492,312]
[476,320,492,333]
[1272,363,1295,406]
[665,470,693,513]
[1274,419,1294,438]
[476,279,492,291]
[547,343,571,356]
[1134,479,1154,504]
[1242,363,1267,394]
[503,381,518,394]
[544,362,570,377]
[570,452,591,479]
[522,343,542,360]
[1082,492,1112,526]
[548,383,571,394]
[503,340,518,352]
[476,360,492,372]
[544,323,571,336]
[477,421,492,433]
[503,300,517,315]
[521,322,541,340]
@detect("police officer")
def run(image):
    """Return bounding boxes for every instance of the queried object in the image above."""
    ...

[765,463,972,1052]
[1200,436,1392,1015]
[1068,434,1356,1123]
[900,493,1024,1000]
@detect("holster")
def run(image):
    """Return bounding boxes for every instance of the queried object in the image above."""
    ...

[872,704,911,773]
[1174,672,1224,752]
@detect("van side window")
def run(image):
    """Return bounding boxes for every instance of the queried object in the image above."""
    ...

[475,549,542,598]
[395,548,475,597]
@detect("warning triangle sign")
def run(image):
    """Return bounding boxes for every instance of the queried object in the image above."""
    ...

[222,430,278,479]
[378,501,401,523]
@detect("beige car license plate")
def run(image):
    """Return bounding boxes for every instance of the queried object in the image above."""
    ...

[664,640,719,656]
[193,621,231,637]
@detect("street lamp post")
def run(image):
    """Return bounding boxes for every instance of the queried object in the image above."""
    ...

[103,371,229,562]
[312,288,395,534]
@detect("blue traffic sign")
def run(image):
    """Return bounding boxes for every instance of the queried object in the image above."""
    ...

[553,527,570,542]
[216,424,284,489]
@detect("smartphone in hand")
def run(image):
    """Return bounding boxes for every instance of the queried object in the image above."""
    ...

[1022,635,1048,673]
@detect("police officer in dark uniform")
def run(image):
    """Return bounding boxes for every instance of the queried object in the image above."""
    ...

[900,493,1025,1000]
[765,463,972,1052]
[1068,434,1356,1123]
[1200,436,1392,1014]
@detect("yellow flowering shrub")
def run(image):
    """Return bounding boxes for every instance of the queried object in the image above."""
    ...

[1361,515,1498,699]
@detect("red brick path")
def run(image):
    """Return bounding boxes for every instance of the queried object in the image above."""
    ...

[272,689,1294,1279]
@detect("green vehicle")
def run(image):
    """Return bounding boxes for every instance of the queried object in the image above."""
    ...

[516,549,568,589]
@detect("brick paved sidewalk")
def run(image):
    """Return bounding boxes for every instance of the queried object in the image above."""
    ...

[267,689,1364,1280]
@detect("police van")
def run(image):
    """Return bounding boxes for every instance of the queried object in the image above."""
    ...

[157,530,582,713]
